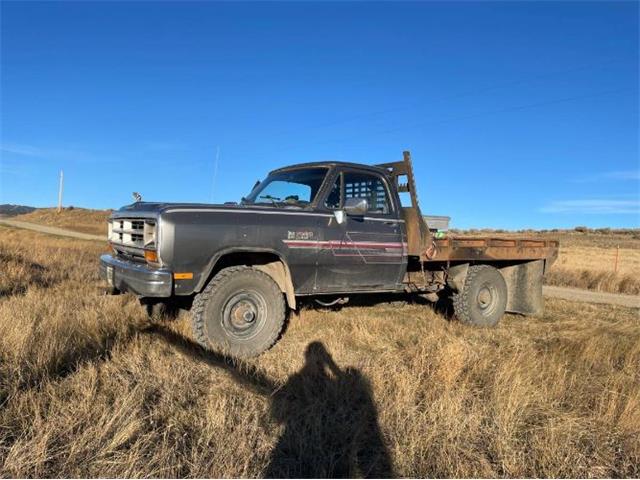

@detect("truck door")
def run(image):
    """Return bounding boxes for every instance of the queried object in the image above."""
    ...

[314,169,406,292]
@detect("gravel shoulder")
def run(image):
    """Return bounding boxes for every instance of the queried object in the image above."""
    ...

[543,285,639,308]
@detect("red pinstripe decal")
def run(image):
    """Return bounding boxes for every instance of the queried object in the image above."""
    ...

[283,239,407,251]
[282,239,408,264]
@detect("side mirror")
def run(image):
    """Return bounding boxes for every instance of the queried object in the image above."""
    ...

[343,197,368,216]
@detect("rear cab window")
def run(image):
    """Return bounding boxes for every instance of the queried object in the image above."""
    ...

[324,169,394,215]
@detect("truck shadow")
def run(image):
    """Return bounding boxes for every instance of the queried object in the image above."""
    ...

[148,326,394,478]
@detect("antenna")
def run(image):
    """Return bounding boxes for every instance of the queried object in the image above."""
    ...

[57,170,64,213]
[210,146,219,203]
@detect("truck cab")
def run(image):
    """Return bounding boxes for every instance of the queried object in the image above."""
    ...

[254,162,408,293]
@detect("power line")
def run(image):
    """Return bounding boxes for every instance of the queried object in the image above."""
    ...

[232,56,632,151]
[252,86,635,160]
[357,87,635,139]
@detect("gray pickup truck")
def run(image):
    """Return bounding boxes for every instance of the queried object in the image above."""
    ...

[100,151,558,357]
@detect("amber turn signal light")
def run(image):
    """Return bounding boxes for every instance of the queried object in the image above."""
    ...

[144,250,158,263]
[174,272,193,280]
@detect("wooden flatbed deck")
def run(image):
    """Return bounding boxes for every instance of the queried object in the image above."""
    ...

[428,236,559,264]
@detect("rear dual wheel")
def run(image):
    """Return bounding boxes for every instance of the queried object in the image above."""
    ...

[453,265,507,327]
[191,266,286,358]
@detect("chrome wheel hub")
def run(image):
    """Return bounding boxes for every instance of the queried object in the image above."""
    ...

[222,291,266,339]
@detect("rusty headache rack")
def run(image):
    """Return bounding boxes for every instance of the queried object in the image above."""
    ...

[377,151,559,266]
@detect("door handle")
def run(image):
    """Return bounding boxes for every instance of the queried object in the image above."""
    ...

[384,221,397,226]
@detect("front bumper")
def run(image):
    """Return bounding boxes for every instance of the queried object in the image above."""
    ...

[99,254,172,297]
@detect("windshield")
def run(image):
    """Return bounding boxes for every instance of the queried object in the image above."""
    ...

[244,167,328,207]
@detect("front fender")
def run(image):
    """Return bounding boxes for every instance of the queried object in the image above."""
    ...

[195,247,297,309]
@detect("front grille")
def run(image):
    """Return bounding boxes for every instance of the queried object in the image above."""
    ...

[131,220,144,230]
[108,217,156,250]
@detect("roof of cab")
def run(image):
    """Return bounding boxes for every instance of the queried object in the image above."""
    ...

[270,161,388,175]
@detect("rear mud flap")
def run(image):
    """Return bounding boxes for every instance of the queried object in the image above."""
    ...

[500,260,544,316]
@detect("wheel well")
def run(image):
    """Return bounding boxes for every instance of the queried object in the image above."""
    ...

[204,251,296,310]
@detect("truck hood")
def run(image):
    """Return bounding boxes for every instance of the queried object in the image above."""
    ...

[111,201,306,218]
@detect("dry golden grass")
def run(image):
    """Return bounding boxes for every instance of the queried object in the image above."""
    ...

[1,226,639,477]
[544,243,640,295]
[15,207,111,236]
[530,230,640,295]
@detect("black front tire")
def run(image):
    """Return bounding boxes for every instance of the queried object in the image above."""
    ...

[453,265,507,327]
[191,266,286,358]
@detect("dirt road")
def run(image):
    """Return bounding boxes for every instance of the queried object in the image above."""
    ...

[1,217,637,308]
[0,218,103,242]
[542,285,639,309]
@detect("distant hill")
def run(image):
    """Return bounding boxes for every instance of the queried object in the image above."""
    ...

[0,204,36,216]
[15,207,111,236]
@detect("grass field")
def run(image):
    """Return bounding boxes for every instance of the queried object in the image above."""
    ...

[1,225,639,477]
[514,230,639,295]
[478,230,640,296]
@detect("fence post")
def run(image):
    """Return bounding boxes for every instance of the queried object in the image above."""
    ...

[614,245,619,273]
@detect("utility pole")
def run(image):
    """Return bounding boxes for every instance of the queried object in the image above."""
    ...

[57,170,64,213]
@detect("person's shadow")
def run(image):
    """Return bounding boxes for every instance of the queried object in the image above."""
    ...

[149,327,393,478]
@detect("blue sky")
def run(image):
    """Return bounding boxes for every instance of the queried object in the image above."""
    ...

[1,1,638,229]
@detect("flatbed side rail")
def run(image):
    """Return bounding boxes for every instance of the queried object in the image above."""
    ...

[429,236,559,265]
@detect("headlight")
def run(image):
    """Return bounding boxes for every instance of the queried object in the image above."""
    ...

[143,220,160,266]
[143,220,157,249]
